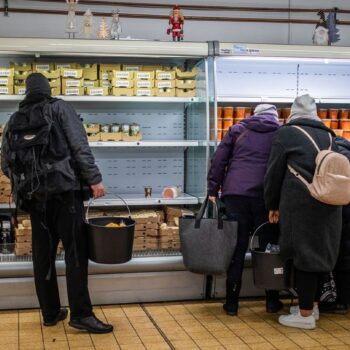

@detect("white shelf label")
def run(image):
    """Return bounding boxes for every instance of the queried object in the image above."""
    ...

[0,70,11,77]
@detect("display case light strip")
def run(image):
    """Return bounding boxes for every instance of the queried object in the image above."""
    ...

[221,56,350,64]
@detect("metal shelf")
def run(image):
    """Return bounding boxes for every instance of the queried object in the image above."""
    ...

[89,193,198,207]
[0,95,202,103]
[89,140,201,148]
[217,97,350,104]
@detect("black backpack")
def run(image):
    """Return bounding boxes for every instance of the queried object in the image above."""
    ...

[5,98,77,203]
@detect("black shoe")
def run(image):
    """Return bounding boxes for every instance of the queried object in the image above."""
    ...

[69,314,113,334]
[223,302,238,316]
[319,302,348,315]
[43,308,68,327]
[266,300,284,313]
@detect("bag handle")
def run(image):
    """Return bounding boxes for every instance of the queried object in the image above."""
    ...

[195,196,224,230]
[86,193,132,223]
[249,221,270,251]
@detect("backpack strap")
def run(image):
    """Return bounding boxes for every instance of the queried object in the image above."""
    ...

[291,126,321,153]
[287,164,311,189]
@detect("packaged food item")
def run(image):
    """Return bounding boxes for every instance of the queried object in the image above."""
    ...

[121,124,130,135]
[0,68,14,77]
[156,88,176,97]
[223,118,233,130]
[101,124,111,133]
[162,186,182,199]
[32,63,54,71]
[111,124,121,133]
[0,76,13,86]
[223,107,234,118]
[318,109,328,119]
[330,120,339,129]
[176,68,199,80]
[85,87,108,96]
[14,71,32,80]
[340,120,350,129]
[130,123,140,136]
[106,221,126,228]
[175,88,196,97]
[111,87,134,97]
[156,71,176,81]
[217,106,223,118]
[15,86,26,95]
[62,86,84,96]
[84,123,100,133]
[62,78,84,87]
[0,86,14,95]
[329,109,339,120]
[84,80,99,88]
[235,107,246,119]
[340,109,349,119]
[323,119,331,128]
[155,80,176,89]
[144,186,152,198]
[176,79,196,89]
[135,71,155,80]
[111,78,134,88]
[81,64,98,81]
[10,62,32,71]
[123,65,143,71]
[37,69,60,80]
[135,80,154,89]
[110,70,134,80]
[60,68,83,79]
[134,88,155,97]
[217,118,223,129]
[282,108,291,120]
[55,63,77,69]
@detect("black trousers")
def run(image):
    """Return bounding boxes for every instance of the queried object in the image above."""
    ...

[295,268,325,310]
[224,195,278,285]
[334,270,350,304]
[29,191,92,321]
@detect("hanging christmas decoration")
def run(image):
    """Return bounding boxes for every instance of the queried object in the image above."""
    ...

[313,10,329,46]
[65,0,79,39]
[98,17,110,39]
[83,8,94,39]
[167,5,184,42]
[111,10,122,40]
[327,8,340,44]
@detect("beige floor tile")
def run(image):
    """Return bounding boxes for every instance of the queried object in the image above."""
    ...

[0,345,18,350]
[68,339,94,348]
[171,340,198,348]
[223,344,251,350]
[120,345,146,350]
[327,346,350,350]
[135,329,161,337]
[144,343,171,350]
[193,338,221,347]
[19,343,44,350]
[44,341,70,350]
[139,335,166,344]
[315,336,345,346]
[187,331,216,340]
[115,335,143,345]
[94,344,120,350]
[199,346,225,350]
[239,334,266,344]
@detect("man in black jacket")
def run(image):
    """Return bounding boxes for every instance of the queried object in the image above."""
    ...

[1,73,113,333]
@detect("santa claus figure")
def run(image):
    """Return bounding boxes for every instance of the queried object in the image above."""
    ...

[167,5,184,41]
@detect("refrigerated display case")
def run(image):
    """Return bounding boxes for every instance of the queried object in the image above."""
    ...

[210,42,350,299]
[0,38,209,308]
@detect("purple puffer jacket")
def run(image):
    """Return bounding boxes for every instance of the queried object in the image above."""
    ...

[208,114,280,198]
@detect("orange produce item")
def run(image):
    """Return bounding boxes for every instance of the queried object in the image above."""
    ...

[318,109,328,119]
[223,118,233,130]
[217,129,223,141]
[217,118,223,129]
[340,109,349,119]
[334,129,344,137]
[340,120,350,130]
[106,222,126,228]
[235,107,245,119]
[223,107,234,118]
[235,118,244,125]
[323,119,331,128]
[330,120,339,129]
[282,108,291,120]
[329,109,339,120]
[217,106,223,118]
[343,130,350,141]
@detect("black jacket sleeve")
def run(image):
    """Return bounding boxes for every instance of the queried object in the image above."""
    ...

[1,123,10,178]
[264,138,287,211]
[54,100,102,186]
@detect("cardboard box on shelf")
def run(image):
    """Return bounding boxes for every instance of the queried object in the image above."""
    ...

[14,71,32,80]
[33,63,54,72]
[123,65,143,71]
[0,76,14,86]
[176,79,196,89]
[176,88,196,98]
[121,133,142,142]
[109,70,134,80]
[61,78,84,88]
[10,63,32,71]
[135,222,158,231]
[86,87,109,96]
[62,86,84,96]
[84,80,100,88]
[15,246,32,256]
[156,71,176,81]
[135,71,155,80]
[0,85,14,95]
[134,88,155,97]
[142,65,163,72]
[99,64,121,81]
[55,63,77,70]
[111,78,134,88]
[176,68,199,80]
[135,80,154,89]
[15,86,26,95]
[100,132,122,142]
[0,68,14,77]
[100,80,110,88]
[84,124,100,133]
[111,87,134,97]
[156,88,176,97]
[61,68,83,79]
[80,64,98,81]
[37,69,60,80]
[166,206,194,218]
[51,87,61,96]
[87,133,101,142]
[48,79,61,88]
[155,80,176,89]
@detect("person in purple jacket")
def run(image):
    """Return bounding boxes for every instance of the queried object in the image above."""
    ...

[208,104,282,316]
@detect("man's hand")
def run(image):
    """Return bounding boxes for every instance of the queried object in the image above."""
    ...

[269,210,280,224]
[90,182,106,199]
[209,196,216,204]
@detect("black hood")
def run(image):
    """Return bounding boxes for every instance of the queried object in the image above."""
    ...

[286,118,336,136]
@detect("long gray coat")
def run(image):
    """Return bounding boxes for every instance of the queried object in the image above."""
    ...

[264,118,342,272]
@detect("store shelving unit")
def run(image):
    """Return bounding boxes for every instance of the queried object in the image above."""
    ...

[210,42,350,299]
[0,38,209,307]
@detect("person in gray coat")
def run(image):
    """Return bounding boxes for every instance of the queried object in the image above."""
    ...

[264,95,342,330]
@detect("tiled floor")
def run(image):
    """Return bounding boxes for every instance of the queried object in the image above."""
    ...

[0,300,350,350]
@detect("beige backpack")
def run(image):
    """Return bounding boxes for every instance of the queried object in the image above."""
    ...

[288,126,350,206]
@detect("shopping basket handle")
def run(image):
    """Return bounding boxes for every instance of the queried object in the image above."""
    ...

[249,221,270,251]
[86,193,132,222]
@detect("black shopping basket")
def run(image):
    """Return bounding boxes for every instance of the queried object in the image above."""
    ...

[251,222,294,290]
[86,195,135,264]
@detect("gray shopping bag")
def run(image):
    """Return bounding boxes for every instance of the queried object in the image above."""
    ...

[179,197,238,274]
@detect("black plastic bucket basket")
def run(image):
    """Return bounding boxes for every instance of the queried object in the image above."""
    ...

[86,195,135,264]
[251,222,294,290]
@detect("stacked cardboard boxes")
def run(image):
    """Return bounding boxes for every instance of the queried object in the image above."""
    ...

[0,67,14,95]
[0,171,11,204]
[176,68,198,97]
[15,216,32,256]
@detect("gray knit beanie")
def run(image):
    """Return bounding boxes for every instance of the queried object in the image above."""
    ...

[289,94,318,119]
[254,104,278,119]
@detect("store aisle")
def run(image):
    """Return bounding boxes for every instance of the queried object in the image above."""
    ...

[0,300,349,350]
